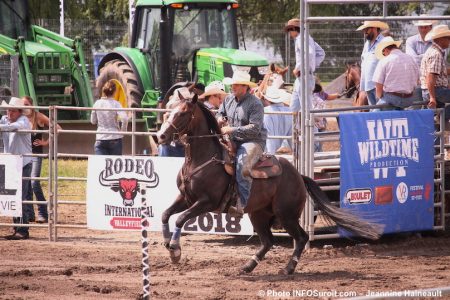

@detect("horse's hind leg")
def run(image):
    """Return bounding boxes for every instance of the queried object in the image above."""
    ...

[242,210,275,273]
[278,217,309,275]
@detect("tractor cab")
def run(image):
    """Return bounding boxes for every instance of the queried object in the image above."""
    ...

[131,1,268,96]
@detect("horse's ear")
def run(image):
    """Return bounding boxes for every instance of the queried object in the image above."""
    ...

[177,90,185,101]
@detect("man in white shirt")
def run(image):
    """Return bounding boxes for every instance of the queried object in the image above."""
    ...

[356,20,389,106]
[373,37,420,110]
[284,18,325,112]
[0,97,32,240]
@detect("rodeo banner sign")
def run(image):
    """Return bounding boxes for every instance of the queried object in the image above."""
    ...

[0,155,23,217]
[86,156,253,235]
[339,110,435,234]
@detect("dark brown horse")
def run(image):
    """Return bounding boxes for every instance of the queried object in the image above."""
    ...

[344,63,368,108]
[156,94,382,275]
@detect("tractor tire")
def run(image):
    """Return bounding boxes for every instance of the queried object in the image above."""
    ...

[96,59,143,108]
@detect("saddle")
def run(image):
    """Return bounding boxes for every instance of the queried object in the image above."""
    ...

[215,140,282,214]
[220,139,282,179]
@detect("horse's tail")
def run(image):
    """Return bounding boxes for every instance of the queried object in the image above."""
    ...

[301,175,383,240]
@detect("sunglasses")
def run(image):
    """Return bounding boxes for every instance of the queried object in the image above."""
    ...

[287,28,297,32]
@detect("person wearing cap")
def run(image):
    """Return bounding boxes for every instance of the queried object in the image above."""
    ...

[372,37,420,110]
[406,16,439,68]
[284,18,325,112]
[356,20,389,106]
[261,87,292,155]
[199,81,228,110]
[0,97,33,240]
[218,70,267,217]
[420,25,450,113]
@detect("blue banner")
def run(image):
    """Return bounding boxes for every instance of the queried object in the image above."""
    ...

[339,110,435,234]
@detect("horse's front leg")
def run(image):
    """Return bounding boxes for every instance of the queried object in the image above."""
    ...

[168,197,215,264]
[161,193,188,250]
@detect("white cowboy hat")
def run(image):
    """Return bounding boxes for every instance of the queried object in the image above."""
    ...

[223,70,257,88]
[425,24,450,41]
[0,97,31,115]
[413,15,438,27]
[199,81,227,99]
[375,36,403,59]
[284,18,300,32]
[263,87,285,104]
[356,21,389,31]
[280,89,292,106]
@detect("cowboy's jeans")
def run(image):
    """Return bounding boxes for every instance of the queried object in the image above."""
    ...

[236,142,263,208]
[422,87,450,120]
[366,89,377,106]
[375,89,421,110]
[31,157,48,219]
[13,163,32,235]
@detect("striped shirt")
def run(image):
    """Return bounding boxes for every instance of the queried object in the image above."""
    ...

[217,92,267,149]
[360,34,386,92]
[91,98,129,140]
[420,43,448,89]
[373,49,419,94]
[0,115,32,166]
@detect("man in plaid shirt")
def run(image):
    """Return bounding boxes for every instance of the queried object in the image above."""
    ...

[420,25,450,116]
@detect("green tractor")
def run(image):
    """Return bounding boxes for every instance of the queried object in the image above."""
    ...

[96,0,269,128]
[0,0,93,120]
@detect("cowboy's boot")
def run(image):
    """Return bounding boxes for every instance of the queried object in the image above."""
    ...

[227,201,244,218]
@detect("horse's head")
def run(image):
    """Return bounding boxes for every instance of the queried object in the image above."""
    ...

[157,92,198,145]
[344,64,361,98]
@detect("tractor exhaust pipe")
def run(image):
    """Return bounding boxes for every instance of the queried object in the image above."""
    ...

[160,7,171,98]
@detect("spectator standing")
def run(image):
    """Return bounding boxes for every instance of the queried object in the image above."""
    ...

[420,25,450,113]
[0,97,32,240]
[261,87,292,154]
[199,81,227,110]
[284,18,325,112]
[157,87,192,157]
[22,96,61,223]
[356,20,389,106]
[218,70,267,217]
[405,16,439,67]
[91,80,128,155]
[373,37,420,110]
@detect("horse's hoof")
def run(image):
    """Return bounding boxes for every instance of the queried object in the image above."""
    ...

[163,242,170,250]
[278,268,294,275]
[239,267,252,275]
[169,247,181,264]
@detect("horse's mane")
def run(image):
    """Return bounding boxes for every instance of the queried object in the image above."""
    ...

[195,101,223,149]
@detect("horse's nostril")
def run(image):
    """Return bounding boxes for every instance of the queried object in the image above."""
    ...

[158,134,166,141]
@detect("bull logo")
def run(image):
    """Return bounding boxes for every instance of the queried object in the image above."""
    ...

[99,170,159,206]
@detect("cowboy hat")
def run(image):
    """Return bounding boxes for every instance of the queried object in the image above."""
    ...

[199,81,227,99]
[425,24,450,41]
[356,21,389,31]
[375,36,402,59]
[262,87,285,104]
[280,89,292,106]
[284,18,300,32]
[413,15,438,27]
[0,97,31,115]
[223,70,257,88]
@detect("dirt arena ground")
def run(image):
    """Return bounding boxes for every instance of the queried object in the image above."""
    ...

[1,220,449,300]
